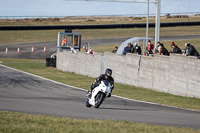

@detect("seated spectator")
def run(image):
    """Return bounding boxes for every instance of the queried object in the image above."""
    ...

[83,46,88,53]
[83,46,94,55]
[184,42,199,57]
[170,43,182,54]
[70,46,78,53]
[170,41,175,48]
[154,41,161,54]
[112,46,118,53]
[123,43,132,55]
[158,43,169,56]
[131,42,141,55]
[145,40,154,56]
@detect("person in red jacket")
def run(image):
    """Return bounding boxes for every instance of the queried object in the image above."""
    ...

[146,40,154,56]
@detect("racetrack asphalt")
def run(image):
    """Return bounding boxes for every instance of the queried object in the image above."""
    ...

[0,64,200,129]
[0,35,200,59]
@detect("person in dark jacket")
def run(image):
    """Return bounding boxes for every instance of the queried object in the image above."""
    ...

[131,42,141,55]
[171,43,182,54]
[86,68,114,98]
[112,46,118,53]
[158,43,169,56]
[185,42,199,57]
[123,43,132,55]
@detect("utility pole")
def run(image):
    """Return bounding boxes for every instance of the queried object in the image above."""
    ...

[155,0,161,48]
[146,0,150,48]
[66,0,158,48]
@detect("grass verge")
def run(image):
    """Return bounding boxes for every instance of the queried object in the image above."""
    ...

[1,58,200,111]
[1,26,200,45]
[1,111,200,133]
[1,58,200,132]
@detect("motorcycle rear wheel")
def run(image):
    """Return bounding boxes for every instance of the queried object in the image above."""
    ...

[94,92,105,108]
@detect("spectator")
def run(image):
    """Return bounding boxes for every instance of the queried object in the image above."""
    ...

[131,42,141,55]
[62,36,66,46]
[158,43,169,56]
[123,43,132,55]
[170,43,182,54]
[170,41,175,48]
[70,46,78,53]
[112,46,118,53]
[83,46,88,52]
[83,46,94,54]
[146,40,154,56]
[154,41,161,54]
[184,42,199,57]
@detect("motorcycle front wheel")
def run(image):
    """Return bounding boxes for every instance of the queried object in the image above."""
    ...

[86,99,92,107]
[94,92,105,108]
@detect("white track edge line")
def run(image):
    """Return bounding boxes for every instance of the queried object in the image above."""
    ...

[1,64,200,113]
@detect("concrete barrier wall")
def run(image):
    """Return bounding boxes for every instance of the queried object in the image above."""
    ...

[104,52,200,98]
[57,50,200,98]
[57,50,102,78]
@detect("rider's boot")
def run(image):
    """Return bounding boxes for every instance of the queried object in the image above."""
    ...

[86,91,91,98]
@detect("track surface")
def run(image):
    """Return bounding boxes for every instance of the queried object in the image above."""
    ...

[1,35,200,129]
[0,35,200,59]
[0,65,200,129]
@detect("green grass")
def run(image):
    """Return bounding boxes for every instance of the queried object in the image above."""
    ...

[1,58,200,111]
[1,58,200,132]
[1,17,200,132]
[1,111,200,133]
[1,26,200,45]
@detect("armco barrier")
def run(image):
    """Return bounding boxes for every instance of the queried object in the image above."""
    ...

[57,50,200,98]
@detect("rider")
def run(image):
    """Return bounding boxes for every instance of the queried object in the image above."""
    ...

[87,68,114,98]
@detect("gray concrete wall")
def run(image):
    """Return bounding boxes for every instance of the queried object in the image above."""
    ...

[57,50,102,78]
[104,52,200,98]
[57,50,200,98]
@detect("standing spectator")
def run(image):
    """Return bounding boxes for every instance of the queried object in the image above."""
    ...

[131,42,141,55]
[62,36,66,46]
[171,43,182,54]
[123,43,132,55]
[146,40,154,56]
[184,42,199,57]
[112,46,118,53]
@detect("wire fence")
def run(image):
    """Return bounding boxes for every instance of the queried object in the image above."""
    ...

[0,12,200,20]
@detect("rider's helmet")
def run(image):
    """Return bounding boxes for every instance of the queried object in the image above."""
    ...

[105,68,112,77]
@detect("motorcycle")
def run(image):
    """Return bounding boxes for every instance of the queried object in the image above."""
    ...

[86,80,112,108]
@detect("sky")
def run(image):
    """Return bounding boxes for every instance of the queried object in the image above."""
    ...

[0,0,199,17]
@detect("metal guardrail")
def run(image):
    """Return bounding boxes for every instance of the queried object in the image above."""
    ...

[0,21,200,30]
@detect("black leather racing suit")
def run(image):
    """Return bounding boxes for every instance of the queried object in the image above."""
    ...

[91,74,114,93]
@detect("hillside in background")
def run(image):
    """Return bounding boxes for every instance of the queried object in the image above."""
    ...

[1,14,200,26]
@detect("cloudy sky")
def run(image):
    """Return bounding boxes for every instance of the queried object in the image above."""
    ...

[0,0,199,17]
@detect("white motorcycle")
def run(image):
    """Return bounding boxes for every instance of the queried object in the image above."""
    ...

[86,80,112,108]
